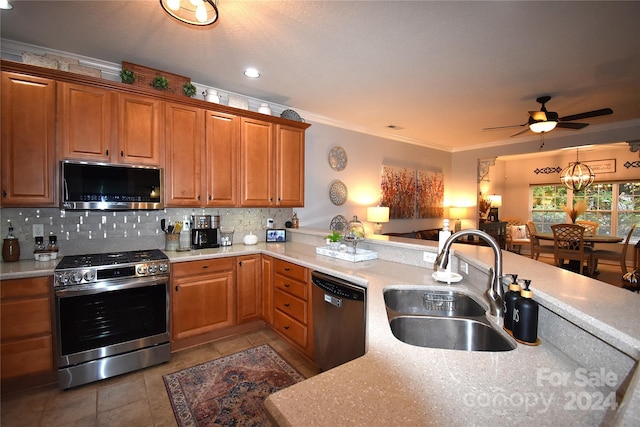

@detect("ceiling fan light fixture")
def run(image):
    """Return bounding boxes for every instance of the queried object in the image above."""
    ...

[0,0,13,10]
[529,120,557,133]
[160,0,219,26]
[560,150,595,191]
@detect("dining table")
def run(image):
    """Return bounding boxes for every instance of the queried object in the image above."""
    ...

[533,232,624,244]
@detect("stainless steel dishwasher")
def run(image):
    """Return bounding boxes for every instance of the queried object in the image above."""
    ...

[312,271,366,371]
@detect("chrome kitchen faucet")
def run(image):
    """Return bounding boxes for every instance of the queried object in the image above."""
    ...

[434,229,505,322]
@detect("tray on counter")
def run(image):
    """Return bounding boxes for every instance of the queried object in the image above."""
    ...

[315,246,378,262]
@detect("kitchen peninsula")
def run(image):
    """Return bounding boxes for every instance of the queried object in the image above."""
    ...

[1,229,639,425]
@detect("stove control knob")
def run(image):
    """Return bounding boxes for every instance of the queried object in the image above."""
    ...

[55,273,69,286]
[71,271,84,284]
[84,270,96,282]
[148,264,158,274]
[137,264,148,275]
[158,263,168,273]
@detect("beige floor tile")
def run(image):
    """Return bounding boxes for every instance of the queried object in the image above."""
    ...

[212,335,253,356]
[96,399,152,427]
[97,376,147,413]
[40,388,97,427]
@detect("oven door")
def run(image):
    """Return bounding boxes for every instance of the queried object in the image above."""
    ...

[55,277,170,368]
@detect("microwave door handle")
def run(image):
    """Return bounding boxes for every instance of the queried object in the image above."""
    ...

[63,178,69,201]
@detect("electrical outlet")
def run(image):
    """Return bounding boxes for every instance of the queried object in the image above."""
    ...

[460,260,469,275]
[266,218,274,229]
[423,252,437,263]
[33,224,44,237]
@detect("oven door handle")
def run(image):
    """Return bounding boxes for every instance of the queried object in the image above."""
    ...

[55,277,168,297]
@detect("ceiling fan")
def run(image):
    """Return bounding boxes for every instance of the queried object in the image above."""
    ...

[483,96,613,137]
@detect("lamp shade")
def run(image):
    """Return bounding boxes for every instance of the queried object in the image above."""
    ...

[529,120,557,133]
[367,206,389,223]
[448,207,468,220]
[487,195,502,207]
[160,0,219,26]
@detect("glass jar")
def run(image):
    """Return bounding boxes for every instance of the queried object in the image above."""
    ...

[47,235,59,260]
[343,215,365,251]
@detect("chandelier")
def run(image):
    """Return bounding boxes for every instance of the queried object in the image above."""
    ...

[160,0,219,26]
[560,149,595,191]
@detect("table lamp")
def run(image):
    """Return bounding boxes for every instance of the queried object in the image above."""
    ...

[448,207,468,232]
[367,206,390,234]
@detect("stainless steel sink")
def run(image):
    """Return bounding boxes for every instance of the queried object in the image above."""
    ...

[383,287,516,352]
[389,316,516,352]
[383,289,487,317]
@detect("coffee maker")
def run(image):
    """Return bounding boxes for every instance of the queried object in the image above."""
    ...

[191,215,220,249]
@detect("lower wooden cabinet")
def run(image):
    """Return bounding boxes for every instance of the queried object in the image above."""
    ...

[171,258,235,341]
[261,255,274,325]
[0,276,55,382]
[272,259,313,357]
[236,254,262,323]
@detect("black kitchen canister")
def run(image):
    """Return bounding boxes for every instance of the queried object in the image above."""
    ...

[512,280,539,344]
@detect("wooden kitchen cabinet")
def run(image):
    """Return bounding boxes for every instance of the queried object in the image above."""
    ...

[261,255,274,325]
[58,82,113,162]
[236,254,262,323]
[205,110,239,206]
[164,102,204,205]
[0,276,55,384]
[170,258,235,342]
[239,117,274,206]
[275,124,305,207]
[1,71,56,207]
[272,259,312,356]
[117,92,164,166]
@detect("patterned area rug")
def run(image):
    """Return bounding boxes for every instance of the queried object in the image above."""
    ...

[163,344,306,427]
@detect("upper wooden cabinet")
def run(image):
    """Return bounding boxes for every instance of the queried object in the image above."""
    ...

[205,110,239,207]
[1,72,56,207]
[59,82,113,162]
[59,83,163,166]
[239,117,274,207]
[275,124,305,207]
[165,102,204,206]
[116,93,164,166]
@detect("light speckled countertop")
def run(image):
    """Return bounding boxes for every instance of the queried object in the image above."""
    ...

[2,231,639,425]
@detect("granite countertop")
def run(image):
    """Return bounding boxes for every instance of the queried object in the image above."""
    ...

[2,233,639,425]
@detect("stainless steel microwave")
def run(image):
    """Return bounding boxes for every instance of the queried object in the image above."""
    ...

[61,161,163,210]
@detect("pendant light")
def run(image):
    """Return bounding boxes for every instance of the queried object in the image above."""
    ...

[160,0,219,26]
[560,149,595,191]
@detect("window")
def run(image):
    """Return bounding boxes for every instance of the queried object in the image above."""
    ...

[531,182,640,241]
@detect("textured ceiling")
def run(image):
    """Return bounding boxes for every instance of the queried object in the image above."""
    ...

[1,1,639,152]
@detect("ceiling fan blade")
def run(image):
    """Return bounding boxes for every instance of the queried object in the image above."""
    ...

[559,108,613,122]
[529,111,547,121]
[556,122,589,130]
[483,123,526,131]
[510,127,531,137]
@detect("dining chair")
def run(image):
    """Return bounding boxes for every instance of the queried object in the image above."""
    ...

[504,218,529,254]
[551,223,594,275]
[525,221,554,260]
[576,220,599,248]
[591,224,637,275]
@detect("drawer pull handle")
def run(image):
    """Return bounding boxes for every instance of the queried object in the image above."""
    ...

[202,265,209,269]
[284,267,291,271]
[284,326,290,330]
[284,303,290,307]
[284,283,290,288]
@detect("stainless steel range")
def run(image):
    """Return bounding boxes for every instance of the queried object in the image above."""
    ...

[53,249,170,389]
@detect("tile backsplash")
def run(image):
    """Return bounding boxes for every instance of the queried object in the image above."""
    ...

[0,207,294,259]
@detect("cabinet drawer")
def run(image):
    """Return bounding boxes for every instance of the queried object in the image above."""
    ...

[1,276,51,300]
[273,310,307,349]
[1,297,52,340]
[274,274,307,300]
[172,257,235,279]
[1,335,53,379]
[274,259,307,282]
[274,289,306,324]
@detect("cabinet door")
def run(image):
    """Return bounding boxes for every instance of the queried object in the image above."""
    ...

[117,93,163,166]
[1,72,56,206]
[275,125,305,207]
[165,103,204,206]
[205,111,239,206]
[172,271,235,340]
[59,82,113,162]
[237,255,262,323]
[239,117,273,206]
[261,255,274,325]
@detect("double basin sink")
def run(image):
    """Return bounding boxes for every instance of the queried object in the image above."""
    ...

[383,287,516,352]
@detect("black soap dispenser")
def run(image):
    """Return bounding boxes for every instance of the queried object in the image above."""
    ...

[513,279,539,344]
[503,274,521,332]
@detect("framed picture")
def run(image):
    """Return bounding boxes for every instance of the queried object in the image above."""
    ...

[488,207,499,222]
[266,229,286,243]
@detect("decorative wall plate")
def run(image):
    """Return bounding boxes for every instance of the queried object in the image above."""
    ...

[329,180,348,205]
[330,215,349,232]
[328,146,348,171]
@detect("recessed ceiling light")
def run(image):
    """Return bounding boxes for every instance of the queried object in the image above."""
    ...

[244,68,260,78]
[0,0,13,10]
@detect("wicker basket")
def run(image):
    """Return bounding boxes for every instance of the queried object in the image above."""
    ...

[121,61,191,96]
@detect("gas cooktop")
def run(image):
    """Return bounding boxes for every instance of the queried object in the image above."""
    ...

[55,249,168,269]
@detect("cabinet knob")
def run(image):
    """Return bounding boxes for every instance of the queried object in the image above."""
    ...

[239,261,243,267]
[106,149,109,156]
[120,150,124,157]
[2,190,6,197]
[208,195,212,200]
[175,285,178,292]
[197,195,201,200]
